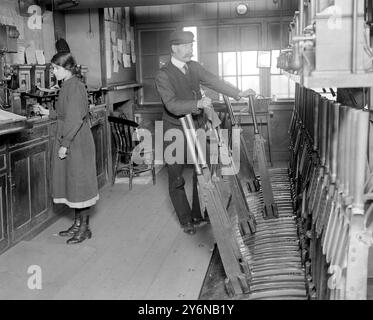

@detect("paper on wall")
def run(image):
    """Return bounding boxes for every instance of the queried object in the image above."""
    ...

[125,8,131,54]
[125,7,130,28]
[104,8,110,20]
[130,27,136,64]
[112,45,118,72]
[109,8,114,19]
[14,45,25,64]
[117,39,123,53]
[122,35,127,54]
[105,21,111,79]
[123,54,131,68]
[25,45,36,64]
[16,16,25,40]
[35,50,45,65]
[114,8,121,21]
[41,10,55,62]
[118,47,122,65]
[110,31,116,43]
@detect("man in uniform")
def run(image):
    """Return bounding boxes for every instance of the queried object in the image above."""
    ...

[155,30,255,235]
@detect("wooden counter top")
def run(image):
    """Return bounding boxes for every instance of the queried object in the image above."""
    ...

[0,104,107,137]
[0,119,29,136]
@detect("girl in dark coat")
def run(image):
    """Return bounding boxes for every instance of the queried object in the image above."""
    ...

[50,52,99,244]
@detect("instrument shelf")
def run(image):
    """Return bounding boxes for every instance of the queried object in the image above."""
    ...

[283,71,373,89]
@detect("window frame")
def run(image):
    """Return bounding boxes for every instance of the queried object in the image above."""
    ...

[269,49,295,100]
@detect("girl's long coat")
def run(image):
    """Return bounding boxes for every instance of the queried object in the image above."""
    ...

[51,76,99,208]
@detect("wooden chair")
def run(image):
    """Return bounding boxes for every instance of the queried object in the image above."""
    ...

[108,115,156,190]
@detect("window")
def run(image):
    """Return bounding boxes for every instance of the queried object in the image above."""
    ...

[183,26,198,62]
[218,51,260,99]
[270,50,295,99]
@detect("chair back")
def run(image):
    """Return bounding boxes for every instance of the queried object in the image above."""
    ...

[108,115,139,154]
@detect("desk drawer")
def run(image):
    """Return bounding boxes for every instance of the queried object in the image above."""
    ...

[8,124,49,149]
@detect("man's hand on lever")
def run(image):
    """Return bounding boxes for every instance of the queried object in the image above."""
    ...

[197,96,212,110]
[197,96,222,129]
[237,89,256,100]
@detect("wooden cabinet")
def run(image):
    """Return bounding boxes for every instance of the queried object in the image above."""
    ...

[0,169,9,254]
[9,139,49,242]
[0,142,9,254]
[0,106,109,254]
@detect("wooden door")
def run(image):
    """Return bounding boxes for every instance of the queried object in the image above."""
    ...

[0,172,9,254]
[9,141,49,242]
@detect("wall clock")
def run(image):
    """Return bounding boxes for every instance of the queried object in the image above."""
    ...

[236,3,248,16]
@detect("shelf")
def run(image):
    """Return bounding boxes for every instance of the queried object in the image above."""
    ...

[21,92,58,99]
[283,71,373,89]
[104,82,142,91]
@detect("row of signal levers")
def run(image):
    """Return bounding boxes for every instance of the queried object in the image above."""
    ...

[289,83,372,300]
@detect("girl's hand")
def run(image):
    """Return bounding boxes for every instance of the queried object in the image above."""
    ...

[58,146,68,159]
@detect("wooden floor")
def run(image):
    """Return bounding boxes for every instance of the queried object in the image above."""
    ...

[2,161,373,300]
[0,166,215,300]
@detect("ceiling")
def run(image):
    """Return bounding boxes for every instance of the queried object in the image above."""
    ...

[44,0,291,11]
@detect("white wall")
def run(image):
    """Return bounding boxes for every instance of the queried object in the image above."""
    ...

[65,9,102,88]
[0,0,55,64]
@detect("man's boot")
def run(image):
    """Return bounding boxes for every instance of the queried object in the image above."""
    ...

[66,214,92,244]
[58,210,81,237]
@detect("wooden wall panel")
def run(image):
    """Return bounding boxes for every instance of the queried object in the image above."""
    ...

[218,26,239,51]
[199,53,218,74]
[30,150,48,219]
[240,24,262,50]
[12,158,30,230]
[142,55,159,78]
[0,0,56,65]
[134,0,298,23]
[204,2,219,19]
[199,27,218,53]
[267,22,289,49]
[158,30,173,54]
[66,9,103,88]
[183,3,196,21]
[135,2,295,103]
[142,79,160,102]
[0,173,8,253]
[139,28,174,103]
[141,31,158,55]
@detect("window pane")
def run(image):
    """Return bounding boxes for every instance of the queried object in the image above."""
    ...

[271,74,295,99]
[241,51,259,75]
[224,76,237,88]
[183,26,198,61]
[242,76,260,93]
[218,52,222,77]
[271,50,281,74]
[222,52,237,76]
[289,81,295,98]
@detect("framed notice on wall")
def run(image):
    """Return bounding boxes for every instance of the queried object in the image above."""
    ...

[257,51,272,68]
